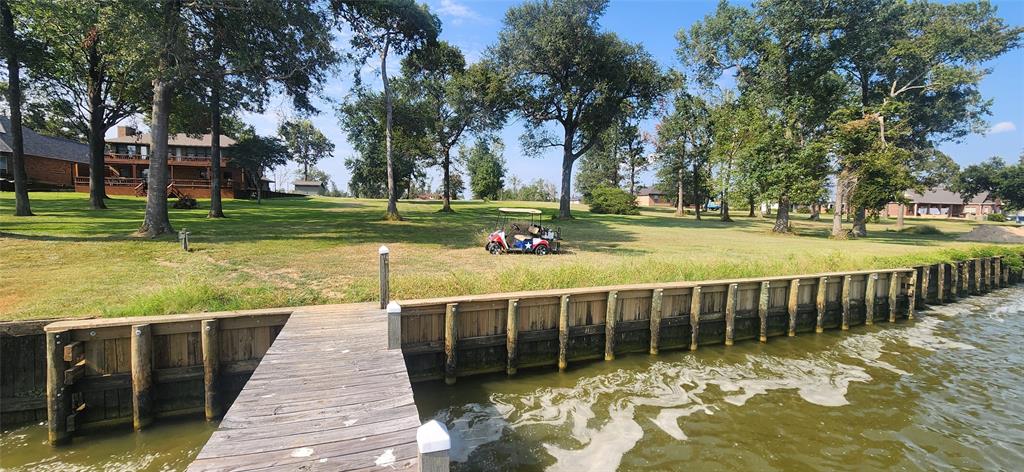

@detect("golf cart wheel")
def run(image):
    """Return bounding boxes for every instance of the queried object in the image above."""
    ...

[534,245,549,256]
[487,243,502,255]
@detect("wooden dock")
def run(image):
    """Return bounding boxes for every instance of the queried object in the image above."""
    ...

[187,303,421,471]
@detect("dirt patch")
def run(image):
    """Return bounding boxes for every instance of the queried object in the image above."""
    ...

[957,225,1024,243]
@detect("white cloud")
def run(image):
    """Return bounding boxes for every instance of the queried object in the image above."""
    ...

[989,121,1016,134]
[437,0,481,23]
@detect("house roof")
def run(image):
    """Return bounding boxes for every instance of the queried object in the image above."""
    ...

[636,188,666,196]
[905,187,995,205]
[106,131,237,148]
[293,180,325,187]
[0,116,89,164]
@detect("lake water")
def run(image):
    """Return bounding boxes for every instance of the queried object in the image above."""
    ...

[3,287,1021,471]
[414,286,1024,471]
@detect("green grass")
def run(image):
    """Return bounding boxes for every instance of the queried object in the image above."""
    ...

[1,192,1021,320]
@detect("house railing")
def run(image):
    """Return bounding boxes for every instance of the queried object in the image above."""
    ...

[104,153,230,166]
[74,177,224,189]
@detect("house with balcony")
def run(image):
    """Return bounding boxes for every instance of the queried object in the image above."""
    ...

[80,126,255,199]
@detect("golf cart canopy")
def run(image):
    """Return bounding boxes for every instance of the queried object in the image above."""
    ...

[497,207,543,215]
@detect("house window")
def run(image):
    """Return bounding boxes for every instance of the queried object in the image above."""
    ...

[199,169,209,179]
[0,155,9,177]
[223,171,232,181]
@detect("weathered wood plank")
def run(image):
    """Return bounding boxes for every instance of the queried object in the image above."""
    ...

[649,289,663,355]
[131,324,153,431]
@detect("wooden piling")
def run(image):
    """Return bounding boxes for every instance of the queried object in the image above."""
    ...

[974,258,982,294]
[841,275,852,330]
[201,319,220,421]
[758,281,769,343]
[815,276,827,333]
[444,303,458,385]
[131,324,153,431]
[558,295,569,371]
[920,266,931,306]
[995,257,1003,288]
[946,261,954,298]
[960,261,969,296]
[689,286,702,351]
[46,331,70,445]
[937,264,946,304]
[907,269,917,319]
[985,257,994,289]
[888,272,899,323]
[506,299,518,376]
[378,246,390,309]
[725,284,737,346]
[865,273,877,325]
[787,279,799,336]
[649,289,663,355]
[605,291,618,361]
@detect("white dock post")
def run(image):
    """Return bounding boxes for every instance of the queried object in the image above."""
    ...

[379,245,390,309]
[417,420,451,472]
[387,301,402,350]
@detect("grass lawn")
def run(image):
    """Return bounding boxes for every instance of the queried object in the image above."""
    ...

[1,191,1021,321]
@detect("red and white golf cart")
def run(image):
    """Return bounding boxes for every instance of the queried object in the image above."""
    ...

[485,208,561,255]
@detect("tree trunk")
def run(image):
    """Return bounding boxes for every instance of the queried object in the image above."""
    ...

[381,47,400,220]
[896,204,905,230]
[720,199,731,222]
[440,147,452,212]
[747,195,755,217]
[85,37,108,210]
[676,166,684,217]
[852,207,867,237]
[809,203,820,221]
[2,0,32,216]
[692,161,701,221]
[138,78,175,237]
[772,197,790,233]
[208,75,224,218]
[831,176,845,238]
[557,145,573,219]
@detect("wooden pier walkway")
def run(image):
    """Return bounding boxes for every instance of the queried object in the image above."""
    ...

[188,303,420,471]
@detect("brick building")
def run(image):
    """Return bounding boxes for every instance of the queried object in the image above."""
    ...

[0,116,89,190]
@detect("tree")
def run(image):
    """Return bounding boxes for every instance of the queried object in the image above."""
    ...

[400,41,508,212]
[956,157,1024,212]
[832,0,1022,235]
[278,119,335,182]
[575,146,620,203]
[1,0,34,216]
[333,0,440,220]
[182,0,337,218]
[489,0,663,219]
[18,0,150,210]
[654,92,711,218]
[464,138,505,200]
[682,0,845,232]
[138,0,186,237]
[438,171,465,201]
[339,87,430,199]
[231,134,289,203]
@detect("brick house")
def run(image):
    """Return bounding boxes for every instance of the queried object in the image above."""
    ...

[884,187,1001,219]
[1,116,89,190]
[635,188,671,207]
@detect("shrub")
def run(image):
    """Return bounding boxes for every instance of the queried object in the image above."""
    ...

[588,186,639,215]
[899,224,943,235]
[987,213,1007,222]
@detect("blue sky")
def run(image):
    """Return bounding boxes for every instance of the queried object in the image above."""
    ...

[235,0,1024,193]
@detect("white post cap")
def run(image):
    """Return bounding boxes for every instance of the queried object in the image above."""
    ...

[416,420,450,454]
[379,245,390,255]
[387,301,401,315]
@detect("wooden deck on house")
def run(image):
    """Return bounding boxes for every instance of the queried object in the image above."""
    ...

[187,303,420,471]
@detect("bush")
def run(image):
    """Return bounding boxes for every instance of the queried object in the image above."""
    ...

[588,186,639,215]
[987,213,1007,222]
[899,224,943,235]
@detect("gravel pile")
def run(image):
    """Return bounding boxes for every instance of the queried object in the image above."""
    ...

[957,225,1024,243]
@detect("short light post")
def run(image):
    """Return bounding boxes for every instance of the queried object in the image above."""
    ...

[178,228,191,252]
[379,245,390,309]
[417,420,450,472]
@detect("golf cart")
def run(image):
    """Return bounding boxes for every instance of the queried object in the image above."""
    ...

[486,208,561,255]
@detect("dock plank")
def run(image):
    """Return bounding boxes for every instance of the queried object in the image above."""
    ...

[188,303,420,472]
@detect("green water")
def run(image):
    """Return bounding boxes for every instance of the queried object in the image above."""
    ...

[0,417,217,471]
[2,288,1021,471]
[414,287,1024,471]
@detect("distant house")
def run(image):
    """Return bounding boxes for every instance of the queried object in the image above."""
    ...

[884,187,1001,219]
[0,116,89,191]
[293,180,325,195]
[635,188,671,207]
